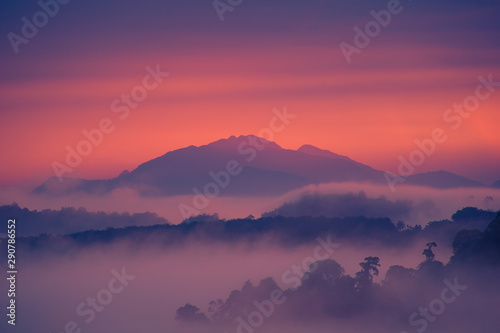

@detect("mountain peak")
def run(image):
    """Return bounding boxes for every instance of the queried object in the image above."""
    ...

[206,135,282,150]
[33,136,489,198]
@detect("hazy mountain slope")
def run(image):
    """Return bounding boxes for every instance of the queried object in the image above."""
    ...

[405,170,484,188]
[34,135,485,197]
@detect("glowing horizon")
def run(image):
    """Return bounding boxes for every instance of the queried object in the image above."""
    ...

[1,0,499,187]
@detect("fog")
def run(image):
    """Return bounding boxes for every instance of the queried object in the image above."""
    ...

[1,181,498,332]
[273,183,500,226]
[0,234,456,333]
[1,182,499,226]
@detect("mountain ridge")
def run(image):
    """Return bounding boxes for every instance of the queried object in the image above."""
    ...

[34,135,487,197]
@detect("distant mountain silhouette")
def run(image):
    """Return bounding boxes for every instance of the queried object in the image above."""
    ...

[9,205,496,251]
[262,191,412,221]
[405,170,484,189]
[34,135,486,197]
[296,144,352,161]
[492,180,500,188]
[0,203,168,236]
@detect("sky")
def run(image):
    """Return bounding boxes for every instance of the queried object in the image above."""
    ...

[1,0,499,187]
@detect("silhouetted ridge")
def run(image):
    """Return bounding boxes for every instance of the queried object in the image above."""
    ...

[33,136,488,197]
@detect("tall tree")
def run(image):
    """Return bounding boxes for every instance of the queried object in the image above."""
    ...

[423,242,437,262]
[355,256,380,289]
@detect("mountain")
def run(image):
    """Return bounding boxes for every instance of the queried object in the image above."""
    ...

[492,180,500,188]
[405,170,485,189]
[296,144,351,161]
[34,135,485,197]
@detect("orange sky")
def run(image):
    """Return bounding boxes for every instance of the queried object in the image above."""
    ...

[2,44,499,187]
[1,1,500,187]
